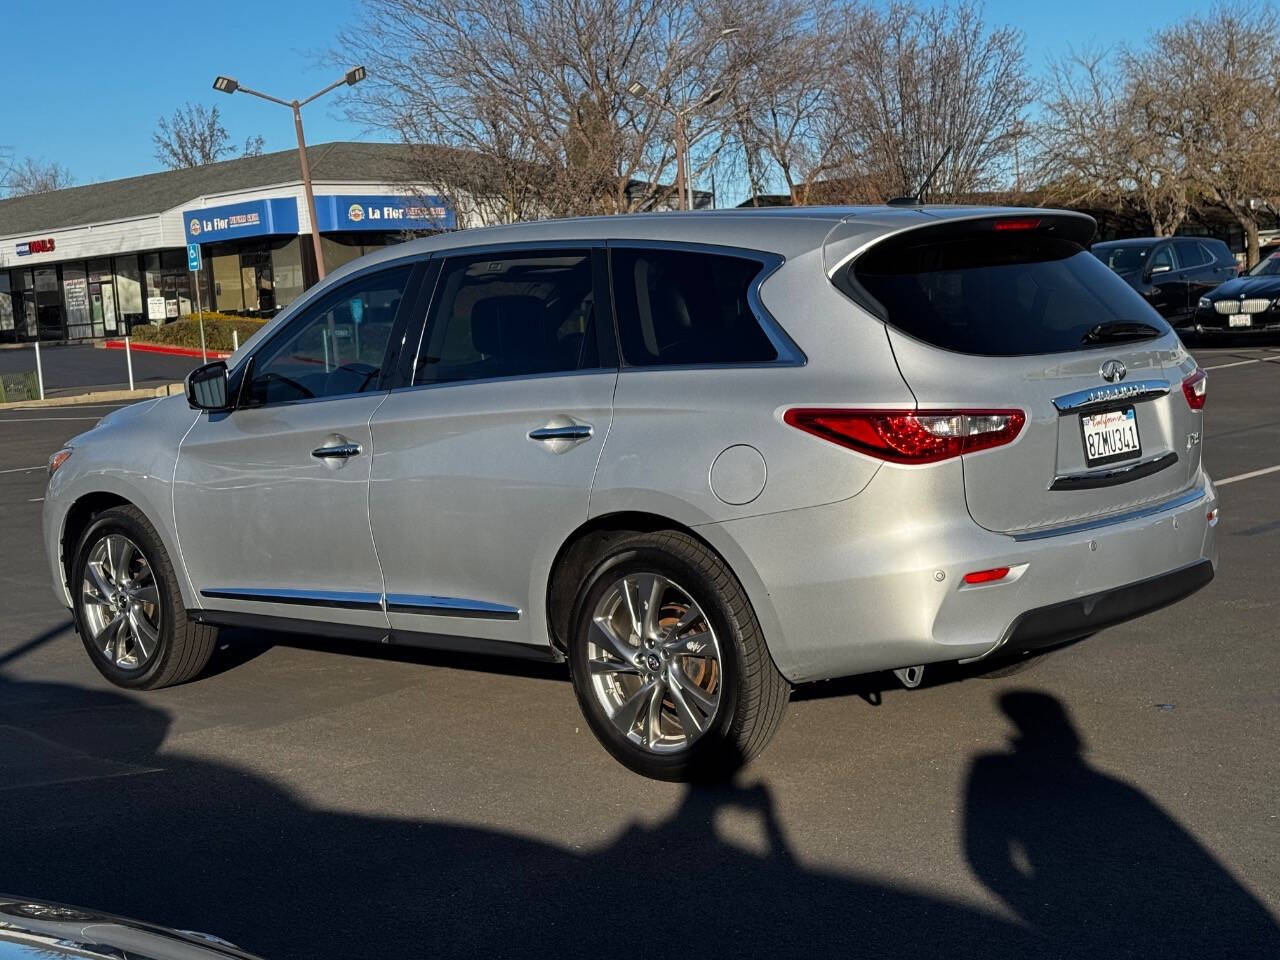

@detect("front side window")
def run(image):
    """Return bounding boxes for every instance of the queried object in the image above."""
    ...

[1149,245,1177,272]
[245,265,411,406]
[611,248,777,366]
[414,250,599,385]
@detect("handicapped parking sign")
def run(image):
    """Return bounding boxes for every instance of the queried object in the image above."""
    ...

[187,243,202,272]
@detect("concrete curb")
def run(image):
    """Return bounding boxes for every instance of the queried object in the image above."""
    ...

[0,382,185,411]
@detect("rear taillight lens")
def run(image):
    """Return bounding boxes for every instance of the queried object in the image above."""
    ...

[783,409,1026,464]
[1182,369,1207,410]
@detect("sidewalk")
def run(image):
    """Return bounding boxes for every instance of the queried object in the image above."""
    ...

[0,381,185,411]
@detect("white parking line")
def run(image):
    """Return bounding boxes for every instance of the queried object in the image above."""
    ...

[1216,464,1280,486]
[27,497,43,503]
[0,416,104,422]
[0,464,44,475]
[1203,356,1280,371]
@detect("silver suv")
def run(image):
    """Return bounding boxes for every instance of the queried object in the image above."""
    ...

[44,207,1218,780]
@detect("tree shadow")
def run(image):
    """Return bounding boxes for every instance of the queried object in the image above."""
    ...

[964,690,1280,957]
[0,669,1274,959]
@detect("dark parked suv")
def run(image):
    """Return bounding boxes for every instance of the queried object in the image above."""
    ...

[1092,237,1237,327]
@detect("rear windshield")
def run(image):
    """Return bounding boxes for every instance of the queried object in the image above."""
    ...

[852,231,1171,356]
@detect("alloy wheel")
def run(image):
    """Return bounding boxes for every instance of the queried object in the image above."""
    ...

[80,534,161,671]
[586,573,723,753]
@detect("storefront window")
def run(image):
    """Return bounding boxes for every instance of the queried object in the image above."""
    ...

[63,263,93,339]
[34,267,64,340]
[87,259,119,336]
[271,238,304,309]
[11,270,37,341]
[0,273,13,343]
[114,256,143,333]
[321,234,391,275]
[211,248,244,313]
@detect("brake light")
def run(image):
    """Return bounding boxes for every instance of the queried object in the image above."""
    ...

[783,409,1026,464]
[963,566,1011,584]
[1182,369,1207,410]
[992,217,1041,232]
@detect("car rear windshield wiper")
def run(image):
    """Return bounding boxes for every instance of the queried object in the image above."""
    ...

[1081,321,1161,344]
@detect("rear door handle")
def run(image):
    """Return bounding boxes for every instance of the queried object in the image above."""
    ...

[529,424,593,442]
[311,442,362,459]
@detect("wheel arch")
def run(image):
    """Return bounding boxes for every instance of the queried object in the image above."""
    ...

[60,492,133,600]
[544,511,784,663]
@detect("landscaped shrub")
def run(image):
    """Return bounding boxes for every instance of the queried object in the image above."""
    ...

[128,314,268,352]
[0,371,40,403]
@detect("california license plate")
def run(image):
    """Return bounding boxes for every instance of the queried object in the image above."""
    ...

[1229,314,1252,328]
[1081,407,1141,466]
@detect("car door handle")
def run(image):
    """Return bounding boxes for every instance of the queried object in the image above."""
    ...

[528,424,593,442]
[311,442,362,459]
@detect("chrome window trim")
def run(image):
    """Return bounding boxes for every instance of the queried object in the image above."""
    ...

[385,593,521,620]
[200,587,383,610]
[605,239,806,368]
[1010,486,1207,542]
[1052,380,1171,415]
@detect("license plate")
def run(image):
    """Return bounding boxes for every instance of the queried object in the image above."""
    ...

[1080,407,1141,466]
[1229,314,1252,328]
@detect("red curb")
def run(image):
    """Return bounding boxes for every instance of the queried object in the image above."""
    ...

[103,340,230,360]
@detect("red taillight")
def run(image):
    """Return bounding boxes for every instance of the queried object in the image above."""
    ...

[783,409,1026,464]
[963,566,1011,584]
[1182,369,1207,410]
[992,217,1041,231]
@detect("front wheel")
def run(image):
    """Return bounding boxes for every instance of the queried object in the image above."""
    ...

[71,504,216,689]
[567,531,790,781]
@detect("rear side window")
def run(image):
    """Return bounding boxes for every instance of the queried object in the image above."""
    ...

[415,250,599,385]
[1174,239,1210,268]
[611,248,777,366]
[852,230,1172,356]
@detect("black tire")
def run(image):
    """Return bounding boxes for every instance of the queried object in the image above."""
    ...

[567,530,790,781]
[71,504,216,689]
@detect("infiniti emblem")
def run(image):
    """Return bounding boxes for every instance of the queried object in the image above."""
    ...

[1100,359,1127,383]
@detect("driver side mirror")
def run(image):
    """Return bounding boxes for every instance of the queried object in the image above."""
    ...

[185,360,231,411]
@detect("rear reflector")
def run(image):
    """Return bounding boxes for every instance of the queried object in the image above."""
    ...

[992,217,1042,231]
[963,566,1011,584]
[784,409,1026,464]
[1182,369,1207,410]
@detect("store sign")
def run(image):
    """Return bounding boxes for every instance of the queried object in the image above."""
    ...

[314,194,456,232]
[182,197,299,244]
[16,238,55,256]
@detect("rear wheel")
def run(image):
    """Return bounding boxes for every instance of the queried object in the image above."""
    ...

[567,531,789,781]
[71,505,216,689]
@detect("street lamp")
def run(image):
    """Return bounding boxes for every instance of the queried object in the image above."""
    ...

[627,28,738,211]
[213,67,367,281]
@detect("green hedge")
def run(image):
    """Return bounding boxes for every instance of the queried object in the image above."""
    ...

[128,314,268,352]
[0,371,40,403]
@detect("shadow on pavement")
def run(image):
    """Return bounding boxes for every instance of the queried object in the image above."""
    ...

[0,667,1275,959]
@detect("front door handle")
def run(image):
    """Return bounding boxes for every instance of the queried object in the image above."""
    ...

[529,424,593,442]
[311,442,362,460]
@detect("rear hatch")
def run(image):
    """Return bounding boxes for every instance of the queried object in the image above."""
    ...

[845,213,1202,535]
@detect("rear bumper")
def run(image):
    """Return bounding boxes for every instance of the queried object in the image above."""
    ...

[707,461,1218,684]
[1000,559,1213,655]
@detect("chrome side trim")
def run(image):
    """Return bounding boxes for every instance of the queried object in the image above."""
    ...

[1052,379,1170,415]
[1010,487,1208,542]
[385,593,521,620]
[1049,451,1179,491]
[199,587,383,610]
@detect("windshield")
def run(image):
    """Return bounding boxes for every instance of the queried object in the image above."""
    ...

[1092,245,1150,272]
[1247,252,1280,276]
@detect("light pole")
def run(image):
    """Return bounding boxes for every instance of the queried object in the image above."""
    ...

[627,27,738,211]
[213,66,366,281]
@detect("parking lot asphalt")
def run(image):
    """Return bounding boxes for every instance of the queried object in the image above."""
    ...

[0,343,199,397]
[0,345,1277,959]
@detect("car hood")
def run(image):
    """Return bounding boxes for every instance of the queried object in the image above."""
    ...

[0,896,261,959]
[1205,275,1280,301]
[94,396,165,429]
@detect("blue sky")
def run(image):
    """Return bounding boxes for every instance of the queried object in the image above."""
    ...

[1,0,1213,200]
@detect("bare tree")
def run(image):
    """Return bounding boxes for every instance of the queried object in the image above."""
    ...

[835,1,1033,201]
[2,156,76,197]
[1126,3,1280,265]
[1035,48,1191,236]
[333,0,741,220]
[153,103,264,170]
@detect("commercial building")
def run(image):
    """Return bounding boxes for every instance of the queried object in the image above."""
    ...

[0,142,453,342]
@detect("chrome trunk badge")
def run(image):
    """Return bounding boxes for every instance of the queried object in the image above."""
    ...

[1100,359,1127,383]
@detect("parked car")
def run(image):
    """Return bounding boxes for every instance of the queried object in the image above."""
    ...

[44,207,1217,781]
[1191,248,1280,336]
[1091,236,1237,326]
[0,895,260,959]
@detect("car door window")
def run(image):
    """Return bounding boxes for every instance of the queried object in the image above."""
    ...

[246,265,412,406]
[414,250,599,385]
[611,247,778,365]
[1174,239,1209,269]
[1149,245,1178,273]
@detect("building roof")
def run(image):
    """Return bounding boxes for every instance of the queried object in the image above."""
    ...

[0,141,417,237]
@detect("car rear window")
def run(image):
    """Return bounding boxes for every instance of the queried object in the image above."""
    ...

[851,229,1172,356]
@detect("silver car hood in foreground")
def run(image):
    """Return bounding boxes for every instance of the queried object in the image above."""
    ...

[0,897,262,960]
